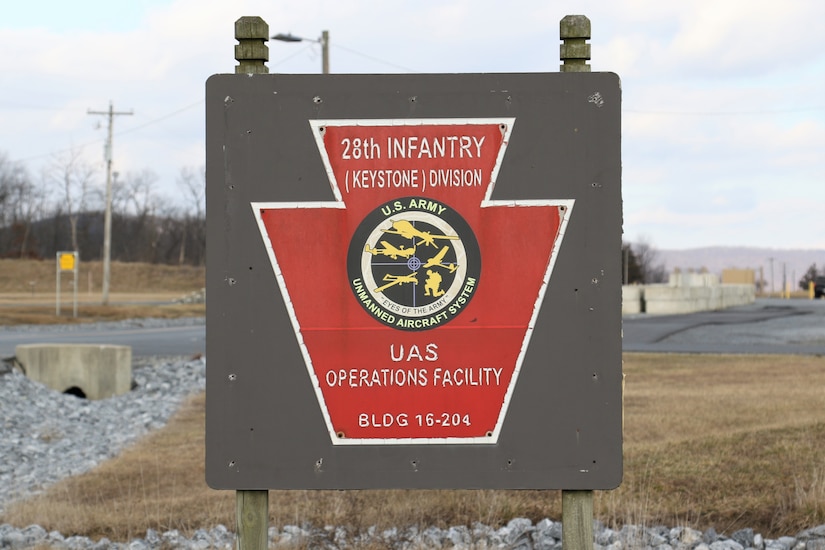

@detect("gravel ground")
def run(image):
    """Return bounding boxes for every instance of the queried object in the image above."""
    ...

[0,356,205,513]
[0,316,205,334]
[1,319,824,549]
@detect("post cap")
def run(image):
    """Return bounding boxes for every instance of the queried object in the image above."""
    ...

[560,15,591,39]
[560,15,591,72]
[235,16,269,74]
[235,16,269,40]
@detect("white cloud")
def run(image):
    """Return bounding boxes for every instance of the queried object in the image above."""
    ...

[668,1,825,76]
[1,0,823,249]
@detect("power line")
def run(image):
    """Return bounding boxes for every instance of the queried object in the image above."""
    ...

[269,44,317,69]
[332,43,420,73]
[270,39,420,73]
[16,99,201,164]
[116,100,202,136]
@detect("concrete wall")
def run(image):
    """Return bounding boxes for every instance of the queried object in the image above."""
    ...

[642,282,755,314]
[15,344,132,400]
[622,285,643,314]
[623,272,756,315]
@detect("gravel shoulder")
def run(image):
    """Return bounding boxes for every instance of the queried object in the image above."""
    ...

[2,316,824,549]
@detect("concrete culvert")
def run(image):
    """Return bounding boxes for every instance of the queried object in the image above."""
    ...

[64,386,87,399]
[14,344,132,400]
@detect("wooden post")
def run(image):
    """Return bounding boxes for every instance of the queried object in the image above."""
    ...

[561,14,595,550]
[233,16,270,550]
[235,16,269,74]
[560,15,591,72]
[562,490,594,550]
[236,490,268,550]
[56,253,61,317]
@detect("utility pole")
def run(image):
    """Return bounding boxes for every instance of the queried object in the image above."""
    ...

[321,30,330,74]
[87,101,133,305]
[271,29,329,74]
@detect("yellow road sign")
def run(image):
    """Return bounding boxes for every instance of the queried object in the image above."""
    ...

[59,252,76,271]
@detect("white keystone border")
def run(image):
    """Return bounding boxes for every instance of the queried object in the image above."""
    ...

[252,118,574,445]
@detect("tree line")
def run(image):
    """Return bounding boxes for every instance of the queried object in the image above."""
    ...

[2,149,673,279]
[0,150,205,265]
[623,239,667,284]
[798,264,823,291]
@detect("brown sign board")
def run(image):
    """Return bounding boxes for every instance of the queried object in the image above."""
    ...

[205,72,622,490]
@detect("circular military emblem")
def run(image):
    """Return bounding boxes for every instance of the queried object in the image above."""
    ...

[348,197,480,331]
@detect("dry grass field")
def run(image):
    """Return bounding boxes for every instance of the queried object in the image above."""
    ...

[0,259,205,324]
[2,353,824,544]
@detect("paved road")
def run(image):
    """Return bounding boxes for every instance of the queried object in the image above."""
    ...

[623,298,825,354]
[0,322,205,359]
[1,298,822,358]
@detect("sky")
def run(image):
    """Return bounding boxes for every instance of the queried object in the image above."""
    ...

[1,0,823,250]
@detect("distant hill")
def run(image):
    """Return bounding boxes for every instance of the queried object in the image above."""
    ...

[655,247,825,290]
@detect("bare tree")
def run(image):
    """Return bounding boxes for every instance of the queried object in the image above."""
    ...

[121,169,160,215]
[109,171,129,216]
[177,166,206,265]
[632,238,668,284]
[9,173,45,257]
[116,169,162,261]
[622,242,643,284]
[0,152,25,227]
[1,155,213,264]
[0,154,10,225]
[0,152,44,256]
[44,148,98,254]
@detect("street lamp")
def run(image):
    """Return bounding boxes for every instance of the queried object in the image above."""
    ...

[271,30,329,74]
